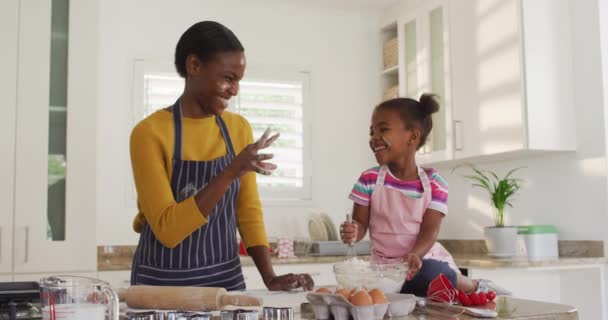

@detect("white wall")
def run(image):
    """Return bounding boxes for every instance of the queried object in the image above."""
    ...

[97,0,608,246]
[96,0,382,244]
[600,0,608,258]
[382,0,608,242]
[598,0,608,315]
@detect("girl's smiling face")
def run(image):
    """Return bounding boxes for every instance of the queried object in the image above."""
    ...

[369,108,420,165]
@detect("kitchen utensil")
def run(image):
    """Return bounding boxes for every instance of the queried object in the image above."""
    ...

[220,309,259,320]
[385,293,416,317]
[118,286,262,311]
[123,310,212,320]
[292,237,312,257]
[427,274,457,303]
[345,212,356,260]
[333,261,407,292]
[262,307,294,320]
[423,300,498,318]
[40,275,119,320]
[415,299,464,318]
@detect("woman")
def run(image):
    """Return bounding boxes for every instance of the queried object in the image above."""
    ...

[129,21,313,291]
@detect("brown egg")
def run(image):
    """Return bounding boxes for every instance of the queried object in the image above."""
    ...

[368,288,388,304]
[349,290,373,306]
[349,287,368,298]
[335,288,350,300]
[315,287,331,293]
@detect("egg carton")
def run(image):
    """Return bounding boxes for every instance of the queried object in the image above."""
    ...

[305,292,416,320]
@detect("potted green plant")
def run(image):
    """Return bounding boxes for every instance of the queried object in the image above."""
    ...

[462,167,523,257]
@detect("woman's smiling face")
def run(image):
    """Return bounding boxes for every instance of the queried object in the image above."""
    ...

[187,51,246,116]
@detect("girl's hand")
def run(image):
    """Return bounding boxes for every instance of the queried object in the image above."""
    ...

[227,129,280,178]
[404,253,422,281]
[265,273,314,291]
[340,221,358,245]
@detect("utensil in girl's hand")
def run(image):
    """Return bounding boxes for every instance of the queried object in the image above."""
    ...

[345,212,356,261]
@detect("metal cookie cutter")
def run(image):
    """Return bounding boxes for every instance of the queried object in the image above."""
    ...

[220,309,259,320]
[123,311,212,320]
[170,311,213,320]
[263,307,294,320]
[124,311,158,320]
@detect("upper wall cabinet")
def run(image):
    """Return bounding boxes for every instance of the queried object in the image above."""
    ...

[449,0,575,161]
[381,0,454,164]
[10,0,99,274]
[381,0,576,164]
[0,0,19,275]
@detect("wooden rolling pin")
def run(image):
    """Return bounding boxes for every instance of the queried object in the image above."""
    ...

[118,285,263,311]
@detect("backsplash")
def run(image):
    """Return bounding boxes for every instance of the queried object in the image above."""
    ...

[98,240,604,271]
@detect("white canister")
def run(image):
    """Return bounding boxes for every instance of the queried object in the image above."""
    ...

[517,225,559,260]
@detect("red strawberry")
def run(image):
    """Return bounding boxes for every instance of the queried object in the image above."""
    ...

[477,292,488,305]
[468,292,481,306]
[486,291,497,301]
[458,290,473,306]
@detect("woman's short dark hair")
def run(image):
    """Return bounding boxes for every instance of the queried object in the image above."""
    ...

[174,21,244,78]
[375,94,440,150]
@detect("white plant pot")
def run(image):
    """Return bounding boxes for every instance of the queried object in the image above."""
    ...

[484,226,519,257]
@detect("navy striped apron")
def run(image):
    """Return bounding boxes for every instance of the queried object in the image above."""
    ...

[131,99,245,290]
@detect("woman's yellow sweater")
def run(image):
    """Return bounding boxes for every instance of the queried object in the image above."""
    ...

[130,109,268,249]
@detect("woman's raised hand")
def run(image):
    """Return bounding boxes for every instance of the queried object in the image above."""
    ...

[227,128,280,178]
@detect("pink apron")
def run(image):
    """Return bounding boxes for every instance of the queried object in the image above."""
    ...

[369,165,460,273]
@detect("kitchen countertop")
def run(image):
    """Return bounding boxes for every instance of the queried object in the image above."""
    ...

[98,240,605,271]
[99,251,607,271]
[238,254,608,269]
[296,297,577,319]
[122,294,576,320]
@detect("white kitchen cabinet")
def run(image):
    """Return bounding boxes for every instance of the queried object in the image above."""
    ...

[381,0,454,164]
[382,0,575,165]
[8,0,99,275]
[448,0,575,161]
[0,0,19,276]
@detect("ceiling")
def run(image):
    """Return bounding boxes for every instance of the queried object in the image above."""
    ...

[304,0,400,10]
[354,0,400,8]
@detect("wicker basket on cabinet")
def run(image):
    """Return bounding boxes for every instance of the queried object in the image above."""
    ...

[383,85,399,101]
[383,37,398,70]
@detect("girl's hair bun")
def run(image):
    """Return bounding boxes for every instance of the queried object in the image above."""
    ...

[419,93,440,116]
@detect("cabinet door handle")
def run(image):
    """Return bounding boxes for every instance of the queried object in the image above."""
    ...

[22,226,29,264]
[454,120,464,151]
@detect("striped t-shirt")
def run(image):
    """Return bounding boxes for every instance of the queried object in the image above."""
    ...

[349,166,449,215]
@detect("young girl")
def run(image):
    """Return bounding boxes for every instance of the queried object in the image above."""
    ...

[340,94,509,297]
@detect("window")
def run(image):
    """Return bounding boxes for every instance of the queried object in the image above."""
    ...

[132,61,311,202]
